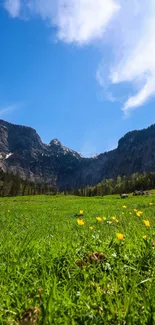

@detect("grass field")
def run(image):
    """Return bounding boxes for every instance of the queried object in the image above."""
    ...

[1,194,155,324]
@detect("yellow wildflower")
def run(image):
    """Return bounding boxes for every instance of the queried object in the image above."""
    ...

[143,220,150,227]
[77,219,85,226]
[79,210,84,215]
[122,205,127,209]
[89,226,94,230]
[149,203,153,206]
[134,209,137,212]
[136,211,143,217]
[103,217,107,221]
[112,217,119,223]
[116,233,124,240]
[96,217,102,222]
[143,235,147,240]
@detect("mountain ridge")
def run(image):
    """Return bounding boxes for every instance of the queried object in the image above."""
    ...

[1,119,155,190]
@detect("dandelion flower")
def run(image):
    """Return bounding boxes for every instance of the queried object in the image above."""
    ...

[116,233,124,240]
[103,217,107,221]
[112,217,119,223]
[149,203,153,206]
[143,220,150,227]
[143,235,147,240]
[136,211,143,217]
[90,226,94,230]
[77,219,85,226]
[122,205,127,209]
[79,210,84,215]
[96,217,102,222]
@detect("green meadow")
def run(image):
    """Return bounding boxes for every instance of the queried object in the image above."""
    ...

[1,194,155,324]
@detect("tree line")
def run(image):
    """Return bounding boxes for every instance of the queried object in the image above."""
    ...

[73,172,155,197]
[0,169,57,197]
[1,169,155,197]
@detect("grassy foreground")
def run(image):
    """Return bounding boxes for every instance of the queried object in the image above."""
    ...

[1,194,155,324]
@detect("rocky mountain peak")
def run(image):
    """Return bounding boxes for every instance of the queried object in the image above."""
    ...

[49,139,62,146]
[0,119,46,155]
[118,124,155,150]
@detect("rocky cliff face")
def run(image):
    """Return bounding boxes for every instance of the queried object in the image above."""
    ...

[1,119,155,190]
[0,124,9,153]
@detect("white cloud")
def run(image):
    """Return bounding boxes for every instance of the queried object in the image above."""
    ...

[3,0,120,43]
[97,0,155,115]
[4,0,20,17]
[3,0,155,115]
[123,76,155,116]
[56,0,120,44]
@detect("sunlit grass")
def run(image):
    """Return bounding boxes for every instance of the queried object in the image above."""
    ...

[0,194,155,324]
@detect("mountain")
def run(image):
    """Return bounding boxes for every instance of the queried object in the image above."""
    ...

[1,119,155,190]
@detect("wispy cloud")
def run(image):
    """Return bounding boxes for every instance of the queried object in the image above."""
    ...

[4,0,20,17]
[3,0,155,115]
[3,0,120,43]
[0,104,18,118]
[108,1,155,115]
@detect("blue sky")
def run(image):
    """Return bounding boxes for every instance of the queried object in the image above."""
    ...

[0,0,155,156]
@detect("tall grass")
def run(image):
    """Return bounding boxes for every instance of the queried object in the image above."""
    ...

[0,194,155,324]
